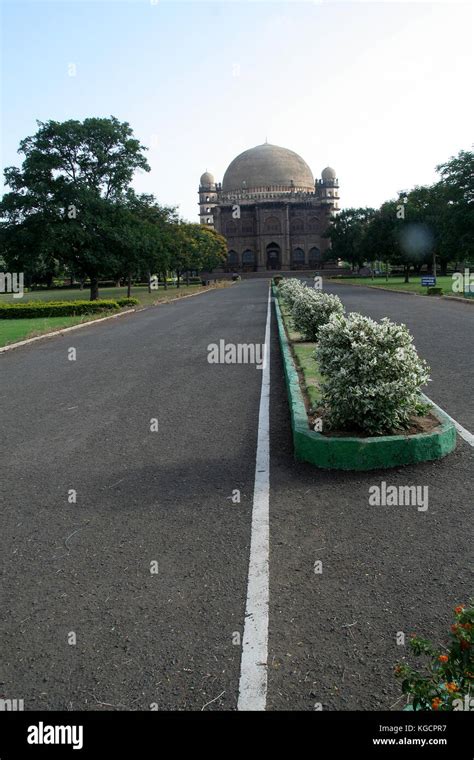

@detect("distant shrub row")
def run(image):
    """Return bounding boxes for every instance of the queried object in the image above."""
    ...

[0,297,138,319]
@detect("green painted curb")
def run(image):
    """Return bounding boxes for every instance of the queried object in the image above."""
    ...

[272,287,457,470]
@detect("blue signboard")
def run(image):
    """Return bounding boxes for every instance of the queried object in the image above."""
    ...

[421,276,436,287]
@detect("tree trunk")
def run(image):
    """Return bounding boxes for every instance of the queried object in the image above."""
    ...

[90,277,99,301]
[163,272,168,290]
[385,261,389,282]
[147,271,151,294]
[185,271,190,286]
[115,278,121,287]
[404,265,410,283]
[440,260,448,276]
[176,271,181,289]
[127,272,132,298]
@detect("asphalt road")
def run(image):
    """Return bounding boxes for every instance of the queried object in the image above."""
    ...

[0,279,472,711]
[267,279,473,710]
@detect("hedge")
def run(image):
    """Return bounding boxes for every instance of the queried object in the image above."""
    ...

[116,297,139,307]
[0,299,121,319]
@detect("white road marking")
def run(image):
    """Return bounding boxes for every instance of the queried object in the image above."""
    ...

[238,286,271,711]
[422,393,474,447]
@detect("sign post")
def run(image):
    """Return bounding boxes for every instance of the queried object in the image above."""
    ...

[421,275,436,293]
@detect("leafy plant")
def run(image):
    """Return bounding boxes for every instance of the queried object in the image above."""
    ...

[116,297,139,307]
[395,602,473,711]
[315,312,430,434]
[291,290,344,341]
[278,278,308,308]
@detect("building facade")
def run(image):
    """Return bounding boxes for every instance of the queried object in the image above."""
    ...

[198,142,340,271]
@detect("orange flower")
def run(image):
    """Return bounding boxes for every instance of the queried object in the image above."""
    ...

[438,654,448,663]
[445,682,458,693]
[451,624,459,633]
[454,605,464,615]
[432,697,442,710]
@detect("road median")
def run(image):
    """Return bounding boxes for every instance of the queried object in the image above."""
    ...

[273,286,457,470]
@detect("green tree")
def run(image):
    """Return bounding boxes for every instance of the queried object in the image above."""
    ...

[363,202,400,279]
[0,198,59,287]
[0,117,150,299]
[163,221,192,288]
[435,149,473,271]
[186,224,227,274]
[113,192,179,294]
[324,208,375,270]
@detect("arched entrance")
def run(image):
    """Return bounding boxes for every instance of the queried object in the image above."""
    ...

[242,249,256,272]
[227,250,239,272]
[309,246,322,266]
[292,248,305,269]
[266,242,281,271]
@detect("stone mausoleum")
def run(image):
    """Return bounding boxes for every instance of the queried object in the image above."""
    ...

[198,142,340,272]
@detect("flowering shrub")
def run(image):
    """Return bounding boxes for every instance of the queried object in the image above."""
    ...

[278,278,307,308]
[315,313,430,434]
[395,602,473,711]
[291,290,344,341]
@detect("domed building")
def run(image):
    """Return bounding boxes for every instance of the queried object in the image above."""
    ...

[198,143,340,272]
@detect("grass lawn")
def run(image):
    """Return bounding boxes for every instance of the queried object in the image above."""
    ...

[278,300,320,402]
[0,283,229,347]
[0,283,207,306]
[278,303,304,342]
[292,343,322,407]
[0,314,111,348]
[328,275,460,296]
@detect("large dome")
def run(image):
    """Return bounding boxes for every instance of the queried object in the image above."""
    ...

[222,143,314,192]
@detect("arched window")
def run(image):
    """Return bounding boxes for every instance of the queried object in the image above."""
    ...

[307,216,320,233]
[263,216,281,234]
[226,220,237,235]
[227,250,239,265]
[242,220,255,235]
[290,217,304,234]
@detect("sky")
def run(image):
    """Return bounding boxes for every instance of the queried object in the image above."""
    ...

[1,0,473,221]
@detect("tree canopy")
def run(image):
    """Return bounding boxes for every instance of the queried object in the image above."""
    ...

[324,149,473,279]
[0,117,226,298]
